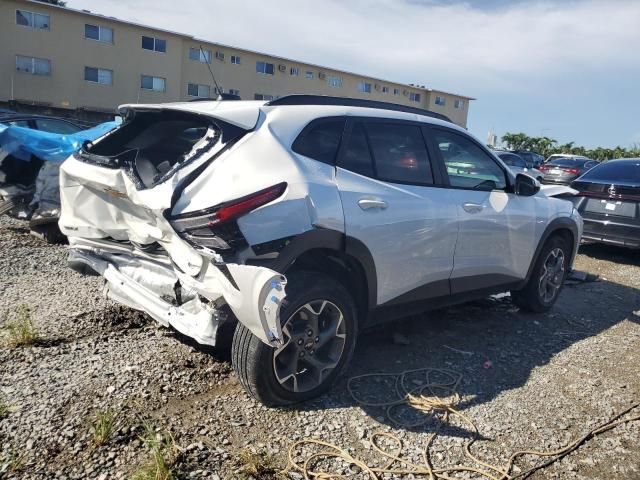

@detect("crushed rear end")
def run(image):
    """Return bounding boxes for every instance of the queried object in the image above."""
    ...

[59,102,288,346]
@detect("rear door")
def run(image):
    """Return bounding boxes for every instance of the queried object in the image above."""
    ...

[335,118,459,306]
[427,127,538,293]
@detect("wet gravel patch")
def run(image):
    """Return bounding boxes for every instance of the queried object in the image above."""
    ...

[0,214,638,479]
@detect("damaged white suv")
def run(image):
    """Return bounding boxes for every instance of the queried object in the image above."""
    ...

[59,95,582,406]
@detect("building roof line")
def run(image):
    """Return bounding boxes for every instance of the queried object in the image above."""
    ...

[20,0,475,101]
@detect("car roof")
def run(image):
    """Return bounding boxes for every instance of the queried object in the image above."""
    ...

[119,96,462,133]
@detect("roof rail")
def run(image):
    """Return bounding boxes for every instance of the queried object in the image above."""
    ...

[265,95,452,123]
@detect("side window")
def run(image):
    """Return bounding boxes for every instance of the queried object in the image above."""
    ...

[340,123,374,177]
[291,118,345,164]
[433,130,506,191]
[34,118,81,134]
[8,120,31,129]
[365,123,433,184]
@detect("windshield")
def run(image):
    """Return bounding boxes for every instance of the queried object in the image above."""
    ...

[498,153,526,167]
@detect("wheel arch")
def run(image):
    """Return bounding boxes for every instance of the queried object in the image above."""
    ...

[269,229,377,325]
[524,217,579,284]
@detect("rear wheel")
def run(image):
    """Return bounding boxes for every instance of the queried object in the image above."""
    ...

[511,235,570,313]
[231,270,358,406]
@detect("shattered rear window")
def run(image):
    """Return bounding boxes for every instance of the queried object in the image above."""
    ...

[83,110,218,188]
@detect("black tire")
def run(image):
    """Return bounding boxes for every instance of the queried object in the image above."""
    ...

[511,235,570,313]
[231,270,358,407]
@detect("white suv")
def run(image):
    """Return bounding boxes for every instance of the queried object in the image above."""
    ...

[59,95,582,406]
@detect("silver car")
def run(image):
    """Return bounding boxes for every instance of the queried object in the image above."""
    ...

[494,151,544,181]
[58,95,583,405]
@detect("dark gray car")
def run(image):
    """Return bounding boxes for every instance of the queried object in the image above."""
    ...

[539,157,598,185]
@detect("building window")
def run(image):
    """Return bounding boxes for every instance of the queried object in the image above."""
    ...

[393,88,400,95]
[254,94,274,101]
[290,67,299,76]
[187,83,210,97]
[435,96,446,106]
[84,67,113,85]
[409,92,421,102]
[16,10,49,30]
[141,75,166,92]
[327,76,342,88]
[189,47,211,63]
[215,51,225,61]
[382,86,389,93]
[454,99,464,109]
[231,55,241,65]
[228,88,240,96]
[16,55,50,75]
[357,81,372,93]
[85,24,113,43]
[256,61,274,75]
[141,36,166,53]
[305,71,314,79]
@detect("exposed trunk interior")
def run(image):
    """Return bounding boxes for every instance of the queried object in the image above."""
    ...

[84,110,216,188]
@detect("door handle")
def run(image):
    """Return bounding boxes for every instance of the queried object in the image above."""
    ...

[358,198,388,210]
[462,202,483,213]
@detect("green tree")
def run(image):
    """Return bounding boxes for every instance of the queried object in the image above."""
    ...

[501,131,640,161]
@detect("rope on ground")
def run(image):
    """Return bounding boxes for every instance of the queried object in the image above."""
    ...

[286,368,640,479]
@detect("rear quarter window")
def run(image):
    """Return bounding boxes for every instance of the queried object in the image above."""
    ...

[292,118,345,164]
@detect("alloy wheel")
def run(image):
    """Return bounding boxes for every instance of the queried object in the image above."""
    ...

[273,300,347,393]
[538,247,565,303]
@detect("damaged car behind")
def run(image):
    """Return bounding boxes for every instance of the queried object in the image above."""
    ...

[59,95,583,406]
[0,117,118,241]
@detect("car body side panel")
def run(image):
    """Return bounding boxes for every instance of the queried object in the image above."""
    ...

[336,168,459,305]
[449,190,539,285]
[450,188,578,289]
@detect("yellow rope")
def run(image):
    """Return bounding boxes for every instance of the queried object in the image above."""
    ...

[286,368,640,479]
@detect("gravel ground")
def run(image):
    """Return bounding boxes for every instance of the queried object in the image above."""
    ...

[0,214,638,479]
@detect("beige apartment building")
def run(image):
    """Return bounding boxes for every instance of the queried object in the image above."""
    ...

[0,0,474,127]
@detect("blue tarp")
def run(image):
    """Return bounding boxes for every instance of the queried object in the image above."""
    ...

[0,120,119,163]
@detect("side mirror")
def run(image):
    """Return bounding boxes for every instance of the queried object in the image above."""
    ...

[515,173,540,196]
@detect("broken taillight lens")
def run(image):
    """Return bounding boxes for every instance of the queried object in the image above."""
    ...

[169,183,287,251]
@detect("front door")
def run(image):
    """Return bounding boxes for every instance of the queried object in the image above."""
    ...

[428,127,538,294]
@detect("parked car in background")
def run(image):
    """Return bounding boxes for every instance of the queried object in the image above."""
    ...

[59,95,582,406]
[0,113,84,134]
[545,153,588,164]
[513,150,544,168]
[571,159,640,249]
[539,157,598,185]
[494,151,544,181]
[0,118,118,242]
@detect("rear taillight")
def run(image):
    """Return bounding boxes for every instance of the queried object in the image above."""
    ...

[169,183,287,251]
[539,165,548,171]
[563,168,579,174]
[208,183,287,225]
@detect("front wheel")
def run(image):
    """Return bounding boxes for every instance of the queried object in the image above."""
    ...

[511,235,570,313]
[231,270,358,406]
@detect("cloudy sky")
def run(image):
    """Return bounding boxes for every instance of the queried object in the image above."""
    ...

[68,0,640,148]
